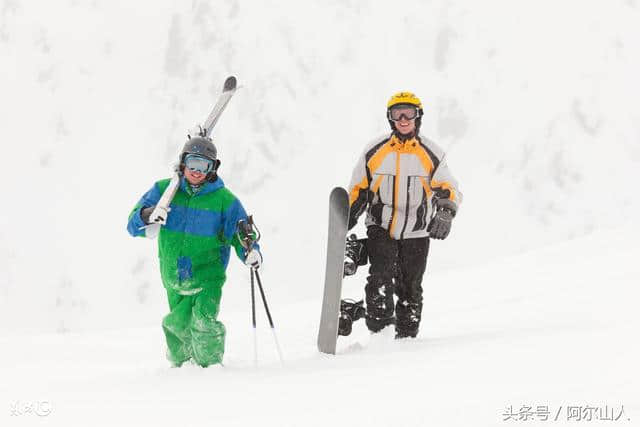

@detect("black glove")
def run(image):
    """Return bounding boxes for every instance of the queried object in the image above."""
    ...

[427,200,456,240]
[140,206,155,225]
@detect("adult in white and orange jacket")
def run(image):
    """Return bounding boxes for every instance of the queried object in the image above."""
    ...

[347,92,462,338]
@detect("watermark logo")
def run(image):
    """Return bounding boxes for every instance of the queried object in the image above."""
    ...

[502,405,629,422]
[9,400,52,417]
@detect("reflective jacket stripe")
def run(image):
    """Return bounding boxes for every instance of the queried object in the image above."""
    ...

[389,152,401,236]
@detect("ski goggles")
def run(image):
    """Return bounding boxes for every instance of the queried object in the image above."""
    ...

[387,104,420,122]
[184,154,214,174]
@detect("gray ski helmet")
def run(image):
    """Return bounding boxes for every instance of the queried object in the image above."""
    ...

[180,136,220,180]
[182,136,217,161]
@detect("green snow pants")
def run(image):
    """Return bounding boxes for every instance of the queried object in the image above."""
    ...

[162,286,226,367]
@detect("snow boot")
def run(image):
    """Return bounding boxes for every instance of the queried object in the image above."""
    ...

[395,299,421,339]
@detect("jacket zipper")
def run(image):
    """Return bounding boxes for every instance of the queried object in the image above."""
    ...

[179,188,192,284]
[400,177,411,240]
[389,152,401,235]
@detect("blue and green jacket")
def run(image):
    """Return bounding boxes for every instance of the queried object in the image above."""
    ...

[127,176,258,294]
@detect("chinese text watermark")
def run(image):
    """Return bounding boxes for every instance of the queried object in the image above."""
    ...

[502,404,630,422]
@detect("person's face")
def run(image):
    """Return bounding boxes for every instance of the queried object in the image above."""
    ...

[388,105,418,136]
[183,154,213,185]
[184,167,207,185]
[395,116,416,136]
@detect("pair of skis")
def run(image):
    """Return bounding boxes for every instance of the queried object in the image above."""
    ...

[147,76,238,227]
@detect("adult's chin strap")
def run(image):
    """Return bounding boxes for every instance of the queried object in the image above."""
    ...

[389,117,422,140]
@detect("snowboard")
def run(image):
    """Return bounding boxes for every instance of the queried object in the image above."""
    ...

[317,187,350,354]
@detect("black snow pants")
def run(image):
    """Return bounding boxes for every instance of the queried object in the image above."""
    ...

[365,225,430,337]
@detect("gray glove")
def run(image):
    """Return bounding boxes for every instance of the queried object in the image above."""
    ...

[141,205,171,226]
[140,206,155,225]
[427,199,456,240]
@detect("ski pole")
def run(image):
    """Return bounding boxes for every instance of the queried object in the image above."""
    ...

[254,269,284,365]
[237,215,283,364]
[250,268,258,367]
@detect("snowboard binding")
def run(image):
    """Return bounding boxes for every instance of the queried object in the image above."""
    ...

[338,235,368,337]
[338,299,366,336]
[343,234,368,277]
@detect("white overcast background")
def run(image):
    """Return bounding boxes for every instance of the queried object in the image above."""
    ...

[0,1,639,426]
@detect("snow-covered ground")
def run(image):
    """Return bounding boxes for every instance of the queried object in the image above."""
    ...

[2,226,638,425]
[1,0,639,425]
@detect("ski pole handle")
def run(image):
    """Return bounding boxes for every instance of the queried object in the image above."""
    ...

[237,215,261,250]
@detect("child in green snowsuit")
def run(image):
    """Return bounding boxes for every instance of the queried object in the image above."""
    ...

[127,136,261,367]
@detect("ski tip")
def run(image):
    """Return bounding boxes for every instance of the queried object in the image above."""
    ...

[224,76,237,91]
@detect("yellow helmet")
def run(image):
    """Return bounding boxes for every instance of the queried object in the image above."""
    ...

[387,91,422,109]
